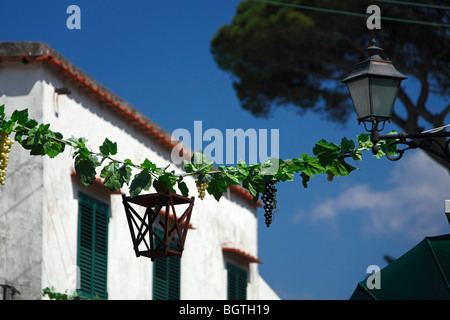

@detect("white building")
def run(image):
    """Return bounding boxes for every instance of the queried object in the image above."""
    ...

[0,42,279,300]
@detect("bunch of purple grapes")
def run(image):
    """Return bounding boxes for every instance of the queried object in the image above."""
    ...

[261,180,277,227]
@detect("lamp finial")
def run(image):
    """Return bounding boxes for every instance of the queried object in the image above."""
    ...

[365,38,383,59]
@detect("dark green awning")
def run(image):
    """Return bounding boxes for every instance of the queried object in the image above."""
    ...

[350,234,450,300]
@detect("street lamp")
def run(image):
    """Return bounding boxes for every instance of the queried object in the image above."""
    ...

[342,39,407,132]
[342,39,450,161]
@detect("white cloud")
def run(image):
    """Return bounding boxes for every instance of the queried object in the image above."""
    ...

[293,151,450,240]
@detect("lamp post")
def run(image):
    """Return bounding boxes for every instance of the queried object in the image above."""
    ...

[342,39,450,162]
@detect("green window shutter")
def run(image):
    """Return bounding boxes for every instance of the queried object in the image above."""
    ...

[153,254,169,299]
[168,253,181,300]
[77,192,109,299]
[227,263,247,300]
[152,229,180,300]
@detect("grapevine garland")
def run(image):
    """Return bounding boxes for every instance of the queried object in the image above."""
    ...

[0,106,398,226]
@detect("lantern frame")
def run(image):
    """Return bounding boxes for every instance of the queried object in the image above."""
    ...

[122,191,195,261]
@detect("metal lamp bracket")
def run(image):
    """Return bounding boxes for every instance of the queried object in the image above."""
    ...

[374,131,450,162]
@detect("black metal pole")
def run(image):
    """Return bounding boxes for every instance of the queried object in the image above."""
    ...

[378,131,450,141]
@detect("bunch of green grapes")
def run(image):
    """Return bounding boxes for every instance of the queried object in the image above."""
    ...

[0,132,13,186]
[195,179,208,200]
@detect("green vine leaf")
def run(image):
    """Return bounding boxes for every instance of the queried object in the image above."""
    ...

[357,133,373,150]
[340,137,355,153]
[21,125,46,155]
[43,131,65,158]
[235,160,250,179]
[129,169,153,198]
[338,158,357,175]
[313,139,341,169]
[352,149,363,161]
[277,164,294,182]
[10,109,29,126]
[177,176,189,197]
[99,138,118,157]
[298,153,325,178]
[69,137,90,158]
[300,172,311,188]
[124,158,136,167]
[100,161,131,191]
[241,169,264,200]
[66,136,80,147]
[153,171,178,193]
[188,151,214,173]
[220,166,241,185]
[140,158,157,171]
[207,173,228,201]
[74,154,100,186]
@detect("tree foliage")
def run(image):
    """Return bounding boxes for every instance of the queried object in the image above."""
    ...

[210,0,449,168]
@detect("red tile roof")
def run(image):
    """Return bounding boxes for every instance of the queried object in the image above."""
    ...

[0,42,262,207]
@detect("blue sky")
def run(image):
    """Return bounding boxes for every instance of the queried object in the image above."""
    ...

[2,0,449,299]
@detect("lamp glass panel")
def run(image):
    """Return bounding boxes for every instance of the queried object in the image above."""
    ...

[347,77,370,120]
[369,77,400,118]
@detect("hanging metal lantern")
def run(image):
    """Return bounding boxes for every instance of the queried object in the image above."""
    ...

[342,39,407,130]
[122,191,195,261]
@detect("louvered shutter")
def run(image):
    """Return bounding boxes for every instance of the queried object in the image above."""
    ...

[227,263,247,300]
[152,229,180,300]
[168,253,181,300]
[153,253,169,299]
[77,193,109,299]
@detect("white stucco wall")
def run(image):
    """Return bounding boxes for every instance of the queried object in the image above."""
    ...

[0,60,280,300]
[0,63,46,299]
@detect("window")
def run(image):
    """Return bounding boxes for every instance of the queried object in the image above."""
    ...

[227,263,247,300]
[152,229,181,300]
[77,192,109,299]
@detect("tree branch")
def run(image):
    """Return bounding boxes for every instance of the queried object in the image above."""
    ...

[390,111,407,131]
[397,88,419,132]
[438,103,450,123]
[416,72,440,127]
[397,88,416,115]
